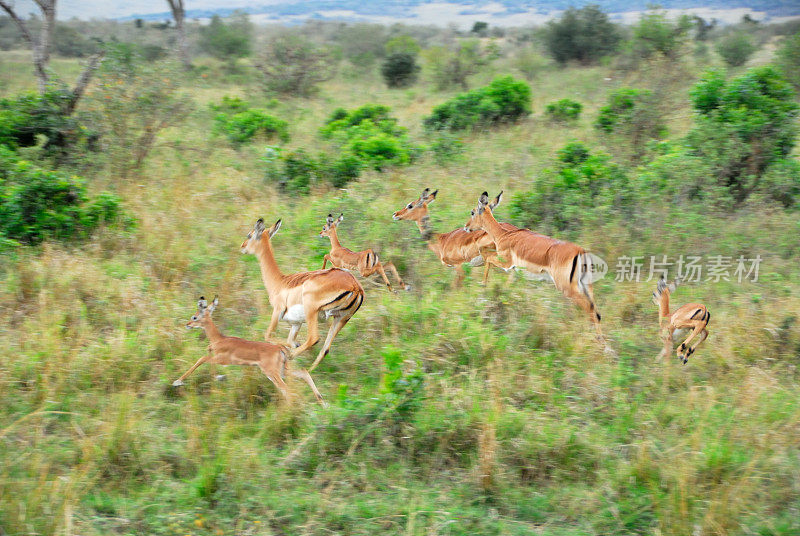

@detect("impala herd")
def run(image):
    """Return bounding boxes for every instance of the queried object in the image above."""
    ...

[172,188,711,404]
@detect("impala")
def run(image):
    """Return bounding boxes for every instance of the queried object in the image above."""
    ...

[392,188,518,286]
[464,191,607,344]
[320,213,410,292]
[172,296,324,404]
[652,277,710,364]
[241,218,364,371]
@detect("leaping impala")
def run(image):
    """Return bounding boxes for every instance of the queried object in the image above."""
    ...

[320,213,410,292]
[241,218,364,372]
[392,188,518,287]
[172,296,324,404]
[464,191,608,346]
[652,277,710,364]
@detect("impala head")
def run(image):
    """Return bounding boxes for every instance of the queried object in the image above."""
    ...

[392,188,438,222]
[319,213,344,238]
[464,191,502,232]
[186,296,218,329]
[240,218,282,254]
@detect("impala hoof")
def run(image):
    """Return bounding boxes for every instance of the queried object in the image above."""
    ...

[215,374,227,382]
[172,379,184,387]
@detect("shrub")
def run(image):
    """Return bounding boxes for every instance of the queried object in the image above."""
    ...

[544,5,620,65]
[631,9,692,60]
[595,88,666,161]
[381,52,420,88]
[321,105,419,170]
[52,24,99,57]
[255,34,333,96]
[0,148,128,244]
[716,31,757,67]
[424,39,495,90]
[0,90,88,152]
[198,13,252,61]
[423,76,531,131]
[213,108,289,146]
[686,67,798,202]
[508,143,630,233]
[546,99,582,122]
[264,148,363,193]
[775,33,800,90]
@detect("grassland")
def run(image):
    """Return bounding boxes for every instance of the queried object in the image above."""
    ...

[1,34,799,536]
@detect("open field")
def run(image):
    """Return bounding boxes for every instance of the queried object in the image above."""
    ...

[1,23,799,536]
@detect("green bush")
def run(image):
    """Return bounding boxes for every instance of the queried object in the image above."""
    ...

[198,13,252,61]
[423,76,531,131]
[544,5,620,65]
[0,148,128,244]
[686,67,798,202]
[775,33,800,90]
[508,142,630,232]
[256,34,333,97]
[380,52,420,88]
[320,105,419,169]
[0,90,89,152]
[264,148,363,194]
[213,108,289,146]
[595,87,666,161]
[716,31,757,67]
[546,98,582,122]
[631,9,692,60]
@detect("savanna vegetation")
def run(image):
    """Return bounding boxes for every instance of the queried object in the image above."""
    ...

[1,7,800,535]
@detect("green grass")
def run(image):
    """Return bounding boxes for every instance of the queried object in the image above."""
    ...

[1,37,799,536]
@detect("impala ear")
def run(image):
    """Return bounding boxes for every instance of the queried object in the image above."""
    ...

[207,295,219,314]
[326,213,334,225]
[479,191,490,206]
[269,219,282,238]
[198,296,208,311]
[254,218,266,238]
[489,190,503,210]
[428,189,438,203]
[337,213,344,223]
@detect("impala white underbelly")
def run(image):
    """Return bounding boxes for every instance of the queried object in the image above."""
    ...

[282,304,306,324]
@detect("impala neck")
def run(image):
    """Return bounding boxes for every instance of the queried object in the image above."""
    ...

[417,215,434,242]
[255,238,285,299]
[201,317,223,342]
[481,210,507,243]
[327,228,343,250]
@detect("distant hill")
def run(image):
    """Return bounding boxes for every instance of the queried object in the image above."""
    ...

[49,0,800,23]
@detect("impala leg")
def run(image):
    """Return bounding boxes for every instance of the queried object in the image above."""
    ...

[482,253,513,285]
[260,365,291,403]
[291,309,320,360]
[686,329,709,361]
[658,327,673,361]
[373,263,394,292]
[453,265,466,288]
[322,254,334,270]
[172,354,210,386]
[286,323,301,348]
[287,364,325,404]
[381,262,407,290]
[678,322,706,364]
[264,307,282,342]
[308,315,345,372]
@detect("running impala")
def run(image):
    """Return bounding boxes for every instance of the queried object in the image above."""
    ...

[464,191,607,345]
[652,277,710,364]
[392,188,517,286]
[241,218,364,371]
[320,213,409,292]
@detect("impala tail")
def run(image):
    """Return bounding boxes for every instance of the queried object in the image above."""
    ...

[573,252,600,322]
[652,276,678,319]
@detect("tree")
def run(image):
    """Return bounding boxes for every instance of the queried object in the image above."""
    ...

[544,5,620,65]
[716,31,757,67]
[0,0,103,112]
[199,13,252,62]
[631,9,692,60]
[381,53,420,88]
[426,39,494,90]
[166,0,192,69]
[595,88,666,162]
[471,21,488,37]
[255,34,333,96]
[686,67,798,202]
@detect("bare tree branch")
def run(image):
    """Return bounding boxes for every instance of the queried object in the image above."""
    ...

[0,0,56,92]
[166,0,192,69]
[64,51,105,115]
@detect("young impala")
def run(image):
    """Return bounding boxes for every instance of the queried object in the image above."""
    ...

[464,191,608,345]
[391,188,518,287]
[653,277,710,364]
[172,296,324,404]
[241,218,364,372]
[320,213,410,292]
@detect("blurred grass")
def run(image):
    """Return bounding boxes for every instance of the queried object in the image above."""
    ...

[1,41,799,535]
